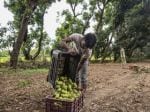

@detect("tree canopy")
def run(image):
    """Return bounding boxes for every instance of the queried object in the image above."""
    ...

[0,0,149,67]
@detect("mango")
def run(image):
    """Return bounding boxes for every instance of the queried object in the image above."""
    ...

[53,76,81,101]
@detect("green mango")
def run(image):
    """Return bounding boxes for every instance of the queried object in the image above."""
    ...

[54,92,60,98]
[69,98,75,101]
[55,95,60,99]
[54,76,81,101]
[61,93,69,98]
[59,76,65,81]
[59,97,64,100]
[70,83,77,89]
[61,90,68,94]
[57,88,62,93]
[56,80,63,85]
[76,93,80,97]
[68,79,73,84]
[62,84,68,90]
[56,85,61,89]
[67,85,72,91]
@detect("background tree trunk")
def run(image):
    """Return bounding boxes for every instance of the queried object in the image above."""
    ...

[10,14,28,68]
[32,8,46,60]
[10,0,37,68]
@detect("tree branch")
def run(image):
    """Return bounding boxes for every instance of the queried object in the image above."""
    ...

[70,4,75,17]
[82,6,96,34]
[32,8,46,60]
[97,1,102,12]
[70,0,78,18]
[95,0,110,34]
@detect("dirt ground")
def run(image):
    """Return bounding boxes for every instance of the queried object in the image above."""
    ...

[0,63,150,112]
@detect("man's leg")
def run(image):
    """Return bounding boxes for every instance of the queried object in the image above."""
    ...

[80,61,88,91]
[76,72,80,88]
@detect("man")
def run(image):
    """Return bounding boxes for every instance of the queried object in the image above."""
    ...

[60,33,96,91]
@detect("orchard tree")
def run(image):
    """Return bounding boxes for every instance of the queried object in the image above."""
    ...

[4,0,57,68]
[90,0,115,61]
[113,0,150,61]
[55,0,115,62]
[53,0,96,48]
[22,4,50,60]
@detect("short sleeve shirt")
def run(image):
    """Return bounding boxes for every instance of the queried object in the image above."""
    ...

[68,33,92,61]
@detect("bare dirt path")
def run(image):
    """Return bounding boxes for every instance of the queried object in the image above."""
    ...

[81,63,150,112]
[0,63,150,112]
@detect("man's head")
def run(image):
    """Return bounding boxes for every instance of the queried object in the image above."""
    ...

[81,33,96,49]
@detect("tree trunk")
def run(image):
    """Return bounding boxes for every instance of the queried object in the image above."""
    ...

[144,0,150,11]
[31,29,44,60]
[101,33,113,63]
[10,14,28,68]
[23,47,32,60]
[32,9,45,60]
[10,0,37,68]
[22,29,32,60]
[82,6,96,34]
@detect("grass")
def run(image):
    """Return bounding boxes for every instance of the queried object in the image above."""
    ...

[0,56,51,63]
[0,57,10,63]
[0,68,49,76]
[17,79,31,88]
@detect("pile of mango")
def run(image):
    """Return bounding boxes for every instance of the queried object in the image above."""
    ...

[53,76,81,101]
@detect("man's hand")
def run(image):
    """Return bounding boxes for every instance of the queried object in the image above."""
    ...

[68,48,77,55]
[75,64,82,87]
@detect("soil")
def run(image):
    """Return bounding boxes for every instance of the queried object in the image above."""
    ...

[0,62,150,112]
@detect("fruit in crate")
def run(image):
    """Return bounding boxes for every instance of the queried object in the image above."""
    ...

[53,76,81,101]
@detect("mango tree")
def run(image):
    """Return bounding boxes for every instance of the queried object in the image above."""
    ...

[4,0,57,68]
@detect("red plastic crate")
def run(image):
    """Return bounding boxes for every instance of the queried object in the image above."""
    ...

[46,93,84,112]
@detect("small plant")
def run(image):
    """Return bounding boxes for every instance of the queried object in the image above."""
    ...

[17,80,31,88]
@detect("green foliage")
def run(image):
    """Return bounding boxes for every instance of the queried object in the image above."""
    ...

[114,0,142,28]
[2,0,149,63]
[56,17,84,38]
[0,57,9,63]
[113,0,150,61]
[0,50,9,57]
[4,0,55,61]
[0,22,16,52]
[0,25,8,50]
[53,0,95,48]
[93,0,115,61]
[0,25,7,37]
[4,0,26,29]
[0,50,10,63]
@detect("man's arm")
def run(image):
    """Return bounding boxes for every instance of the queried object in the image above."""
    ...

[60,37,72,51]
[76,57,87,73]
[76,49,92,73]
